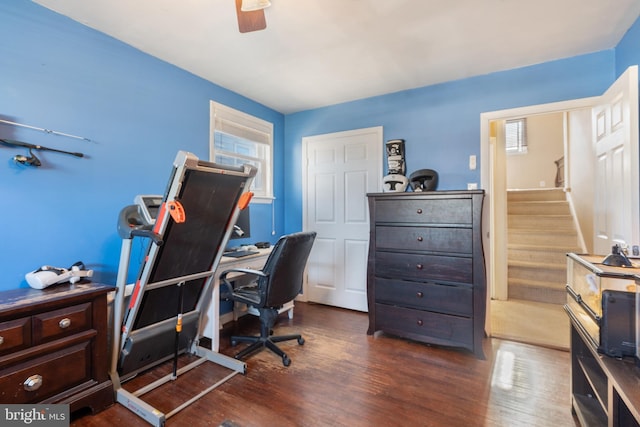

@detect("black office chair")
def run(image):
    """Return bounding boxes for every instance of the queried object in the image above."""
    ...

[220,231,317,366]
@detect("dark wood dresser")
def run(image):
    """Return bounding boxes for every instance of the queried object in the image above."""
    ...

[0,283,114,414]
[366,190,486,359]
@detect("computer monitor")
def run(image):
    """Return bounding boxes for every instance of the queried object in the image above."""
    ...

[230,205,250,240]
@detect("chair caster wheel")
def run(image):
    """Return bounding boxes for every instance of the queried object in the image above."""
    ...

[298,337,305,345]
[282,355,291,367]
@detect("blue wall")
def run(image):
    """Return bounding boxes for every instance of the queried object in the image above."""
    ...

[283,51,616,233]
[616,16,640,78]
[0,1,284,291]
[1,1,638,292]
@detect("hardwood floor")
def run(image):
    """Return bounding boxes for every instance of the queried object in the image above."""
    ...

[73,302,578,427]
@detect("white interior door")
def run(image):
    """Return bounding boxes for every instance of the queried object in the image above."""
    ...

[302,127,383,311]
[592,65,639,255]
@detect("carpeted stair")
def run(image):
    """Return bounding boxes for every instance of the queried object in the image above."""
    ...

[507,189,582,304]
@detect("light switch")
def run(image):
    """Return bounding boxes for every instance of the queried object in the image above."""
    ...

[469,155,476,170]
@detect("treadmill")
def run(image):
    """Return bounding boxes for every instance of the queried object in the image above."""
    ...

[110,150,256,426]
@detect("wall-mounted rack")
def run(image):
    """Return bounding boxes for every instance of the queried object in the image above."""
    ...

[0,118,90,142]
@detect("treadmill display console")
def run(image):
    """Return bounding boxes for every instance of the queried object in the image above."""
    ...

[135,194,163,225]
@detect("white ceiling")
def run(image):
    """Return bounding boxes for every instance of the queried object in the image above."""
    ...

[34,0,640,114]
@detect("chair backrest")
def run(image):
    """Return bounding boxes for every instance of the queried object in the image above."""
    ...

[260,231,317,307]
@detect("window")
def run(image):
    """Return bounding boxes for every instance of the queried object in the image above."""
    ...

[505,118,527,154]
[210,101,273,202]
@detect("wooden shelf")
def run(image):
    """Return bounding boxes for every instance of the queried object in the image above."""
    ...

[576,355,607,412]
[573,393,606,427]
[568,310,640,427]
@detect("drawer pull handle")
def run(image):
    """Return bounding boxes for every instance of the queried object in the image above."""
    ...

[23,375,43,392]
[416,292,424,298]
[0,336,3,346]
[416,264,423,270]
[417,209,423,214]
[417,319,423,326]
[59,318,71,329]
[417,236,423,242]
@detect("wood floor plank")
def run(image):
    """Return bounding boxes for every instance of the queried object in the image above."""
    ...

[72,302,578,426]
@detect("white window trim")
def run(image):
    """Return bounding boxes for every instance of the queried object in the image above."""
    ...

[209,101,274,203]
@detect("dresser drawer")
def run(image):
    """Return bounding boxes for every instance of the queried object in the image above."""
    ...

[375,198,472,224]
[375,252,472,284]
[0,317,31,356]
[374,278,472,317]
[375,303,473,345]
[33,302,91,345]
[0,341,91,403]
[376,226,472,253]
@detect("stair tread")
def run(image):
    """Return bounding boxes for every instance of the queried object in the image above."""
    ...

[509,200,568,203]
[508,259,565,269]
[509,277,566,290]
[509,228,577,235]
[508,243,581,252]
[507,216,573,219]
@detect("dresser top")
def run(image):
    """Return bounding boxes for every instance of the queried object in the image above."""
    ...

[0,283,114,313]
[367,190,484,197]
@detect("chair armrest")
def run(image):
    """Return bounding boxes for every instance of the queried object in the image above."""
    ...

[220,268,267,280]
[219,268,266,299]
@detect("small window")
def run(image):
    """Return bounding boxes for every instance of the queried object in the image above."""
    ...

[210,102,273,202]
[505,118,528,154]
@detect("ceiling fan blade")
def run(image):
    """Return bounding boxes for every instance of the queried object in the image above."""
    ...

[235,0,267,33]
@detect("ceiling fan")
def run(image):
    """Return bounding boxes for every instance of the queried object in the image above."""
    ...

[235,0,271,33]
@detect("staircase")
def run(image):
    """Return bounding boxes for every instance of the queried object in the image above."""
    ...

[507,189,582,305]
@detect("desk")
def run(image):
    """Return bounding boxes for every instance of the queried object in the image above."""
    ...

[200,247,294,351]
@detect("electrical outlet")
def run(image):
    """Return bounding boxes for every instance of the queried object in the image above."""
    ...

[467,183,478,190]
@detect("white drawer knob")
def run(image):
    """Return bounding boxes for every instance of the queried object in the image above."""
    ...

[23,374,43,391]
[59,318,71,329]
[0,336,4,346]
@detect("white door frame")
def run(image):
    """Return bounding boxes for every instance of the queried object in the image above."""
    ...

[480,97,598,302]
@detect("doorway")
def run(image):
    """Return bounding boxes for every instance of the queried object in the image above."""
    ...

[481,97,597,302]
[480,98,596,349]
[481,66,639,349]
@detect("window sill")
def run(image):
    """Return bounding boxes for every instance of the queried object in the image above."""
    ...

[251,196,274,204]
